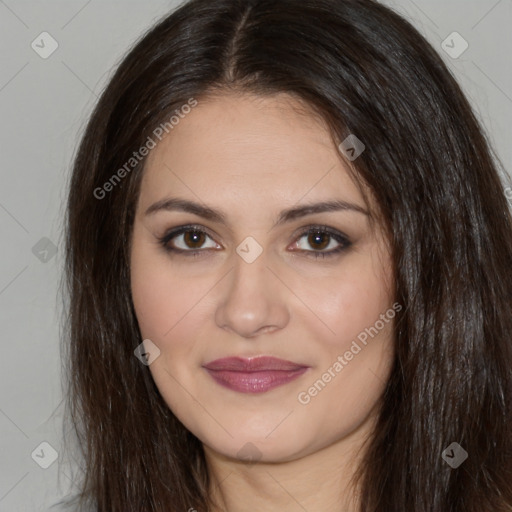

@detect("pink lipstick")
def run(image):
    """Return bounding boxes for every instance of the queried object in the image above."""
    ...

[202,356,309,394]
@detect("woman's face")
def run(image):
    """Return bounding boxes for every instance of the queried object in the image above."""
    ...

[130,92,396,463]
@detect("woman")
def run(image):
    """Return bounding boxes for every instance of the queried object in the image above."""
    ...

[57,0,512,510]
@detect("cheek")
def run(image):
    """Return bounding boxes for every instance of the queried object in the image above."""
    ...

[130,248,205,419]
[131,264,175,339]
[130,237,202,341]
[311,253,392,349]
[130,240,213,393]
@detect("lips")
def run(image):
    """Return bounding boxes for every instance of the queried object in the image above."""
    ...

[203,356,307,372]
[202,356,309,393]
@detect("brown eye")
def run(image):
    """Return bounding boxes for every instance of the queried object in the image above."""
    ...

[158,224,351,259]
[159,226,219,253]
[307,231,330,251]
[182,230,207,249]
[294,226,352,259]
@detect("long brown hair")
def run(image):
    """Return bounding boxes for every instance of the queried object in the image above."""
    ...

[60,0,512,510]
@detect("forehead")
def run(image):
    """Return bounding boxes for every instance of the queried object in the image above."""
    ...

[138,92,366,213]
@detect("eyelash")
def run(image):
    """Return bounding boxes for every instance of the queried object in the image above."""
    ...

[157,224,352,260]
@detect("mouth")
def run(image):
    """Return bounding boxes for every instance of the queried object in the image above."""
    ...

[202,356,310,394]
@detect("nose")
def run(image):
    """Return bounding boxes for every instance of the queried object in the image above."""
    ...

[214,250,290,339]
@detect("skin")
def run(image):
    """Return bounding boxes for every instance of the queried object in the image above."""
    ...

[130,92,396,511]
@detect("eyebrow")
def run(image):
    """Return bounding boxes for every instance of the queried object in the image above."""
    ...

[144,197,369,227]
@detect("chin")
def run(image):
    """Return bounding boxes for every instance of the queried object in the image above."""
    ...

[200,427,316,464]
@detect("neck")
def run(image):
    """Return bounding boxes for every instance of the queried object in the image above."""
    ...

[203,410,377,512]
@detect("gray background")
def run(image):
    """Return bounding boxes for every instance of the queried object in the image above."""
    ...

[0,0,511,510]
